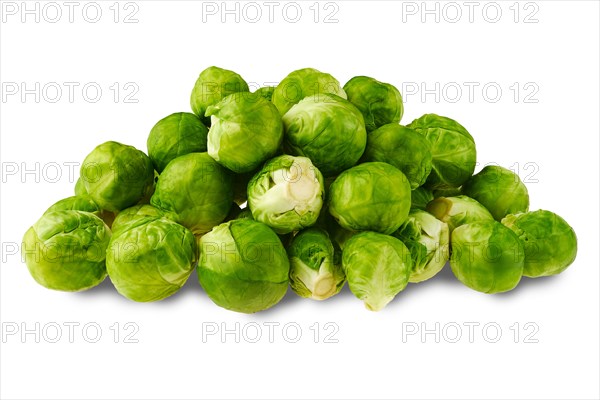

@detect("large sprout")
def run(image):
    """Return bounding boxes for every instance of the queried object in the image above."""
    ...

[407,114,476,189]
[197,219,290,313]
[426,195,494,233]
[363,123,432,189]
[107,217,196,302]
[282,93,367,177]
[147,112,208,173]
[150,152,233,235]
[462,165,529,221]
[393,210,450,283]
[206,93,283,173]
[450,221,524,293]
[272,67,346,115]
[22,210,111,291]
[342,231,412,311]
[190,66,249,125]
[80,141,155,212]
[502,210,577,277]
[329,162,411,234]
[247,155,324,234]
[343,76,403,132]
[287,228,345,300]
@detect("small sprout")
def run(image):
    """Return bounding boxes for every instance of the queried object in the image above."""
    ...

[329,162,412,234]
[426,195,494,234]
[287,228,345,300]
[462,165,529,221]
[342,232,412,311]
[247,155,324,234]
[502,210,577,277]
[450,221,524,294]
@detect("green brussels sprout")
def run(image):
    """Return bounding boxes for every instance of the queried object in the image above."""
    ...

[450,221,524,294]
[411,187,434,210]
[283,93,367,177]
[407,114,476,189]
[272,67,347,115]
[502,210,577,277]
[363,124,432,189]
[329,162,411,234]
[147,112,208,173]
[107,217,196,302]
[426,195,494,234]
[393,210,450,283]
[197,219,290,313]
[255,86,275,101]
[190,66,250,125]
[22,210,110,291]
[45,195,100,214]
[287,228,345,300]
[343,76,403,132]
[462,165,529,221]
[247,155,324,234]
[206,93,283,173]
[80,141,155,213]
[150,152,233,235]
[74,177,87,196]
[342,231,412,311]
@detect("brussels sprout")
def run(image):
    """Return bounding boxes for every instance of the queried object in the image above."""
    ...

[74,177,87,196]
[247,155,324,234]
[22,210,110,291]
[343,76,403,132]
[151,152,233,235]
[197,219,290,313]
[287,228,345,300]
[45,195,100,214]
[462,165,529,221]
[363,124,432,189]
[107,217,196,302]
[190,66,250,125]
[329,162,411,234]
[80,141,154,213]
[426,195,494,233]
[272,67,347,115]
[342,231,412,311]
[283,93,367,177]
[411,187,434,210]
[450,221,524,294]
[393,210,450,283]
[147,112,208,173]
[502,210,577,277]
[407,114,476,189]
[206,93,283,173]
[255,86,275,101]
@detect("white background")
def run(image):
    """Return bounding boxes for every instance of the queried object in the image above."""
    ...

[1,1,599,399]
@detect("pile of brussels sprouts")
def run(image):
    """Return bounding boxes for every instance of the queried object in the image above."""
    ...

[22,66,578,312]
